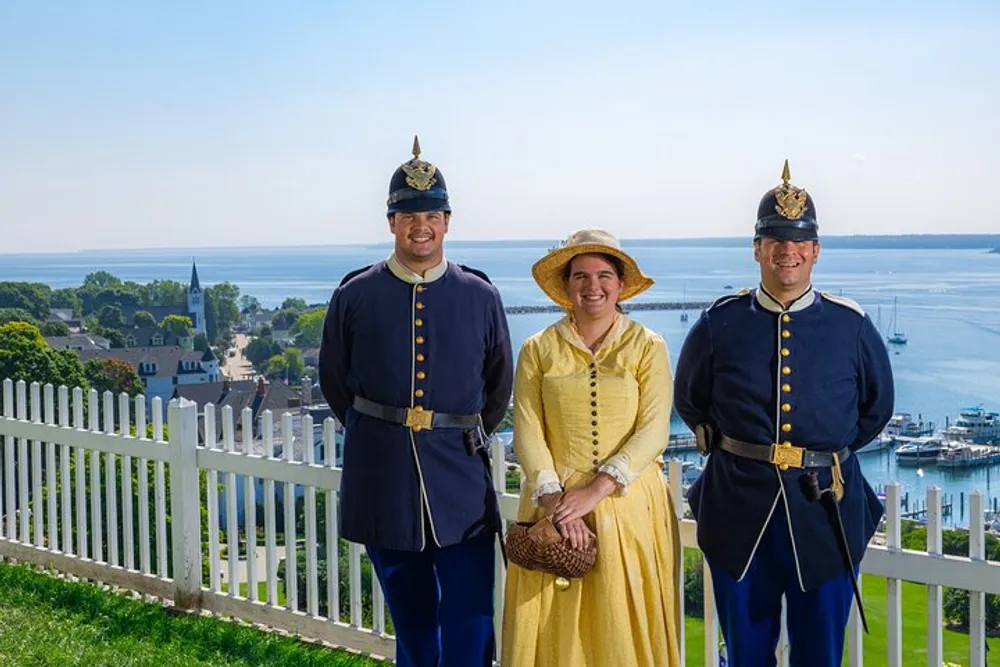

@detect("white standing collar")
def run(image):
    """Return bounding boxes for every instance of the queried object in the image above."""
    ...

[755,284,815,313]
[387,253,448,285]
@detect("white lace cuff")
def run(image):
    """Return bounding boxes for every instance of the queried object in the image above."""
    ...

[530,469,562,506]
[599,455,637,495]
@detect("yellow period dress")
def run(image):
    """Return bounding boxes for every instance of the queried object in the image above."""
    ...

[501,314,682,667]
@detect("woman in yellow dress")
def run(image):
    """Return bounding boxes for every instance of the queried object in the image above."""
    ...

[501,229,682,667]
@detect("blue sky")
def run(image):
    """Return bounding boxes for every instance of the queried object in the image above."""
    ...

[1,1,998,252]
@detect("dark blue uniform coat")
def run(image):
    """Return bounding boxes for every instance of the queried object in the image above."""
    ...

[673,286,894,591]
[319,258,514,552]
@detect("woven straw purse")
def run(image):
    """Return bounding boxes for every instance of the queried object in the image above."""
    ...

[505,515,597,579]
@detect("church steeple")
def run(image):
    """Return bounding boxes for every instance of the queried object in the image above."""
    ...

[186,260,207,336]
[189,261,202,293]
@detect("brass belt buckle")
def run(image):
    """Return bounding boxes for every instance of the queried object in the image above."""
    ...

[770,442,804,470]
[404,407,433,431]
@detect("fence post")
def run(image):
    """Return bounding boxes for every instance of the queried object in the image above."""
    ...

[168,398,202,609]
[926,486,943,667]
[969,490,986,667]
[886,482,903,667]
[667,458,686,667]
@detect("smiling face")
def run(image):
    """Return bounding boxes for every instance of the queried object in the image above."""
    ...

[388,210,449,273]
[563,253,624,321]
[754,237,820,298]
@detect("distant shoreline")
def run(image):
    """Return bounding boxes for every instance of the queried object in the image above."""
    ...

[4,234,1000,258]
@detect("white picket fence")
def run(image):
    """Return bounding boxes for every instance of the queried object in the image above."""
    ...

[0,377,998,666]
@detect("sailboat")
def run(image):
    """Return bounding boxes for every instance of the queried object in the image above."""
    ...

[886,296,907,345]
[680,282,689,323]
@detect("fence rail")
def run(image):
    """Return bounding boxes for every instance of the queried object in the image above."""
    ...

[0,377,998,666]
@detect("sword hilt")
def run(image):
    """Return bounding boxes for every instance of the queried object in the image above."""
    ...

[804,471,823,501]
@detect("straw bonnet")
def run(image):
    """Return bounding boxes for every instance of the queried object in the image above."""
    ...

[531,229,654,309]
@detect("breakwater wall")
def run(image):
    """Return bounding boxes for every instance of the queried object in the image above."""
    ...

[505,301,711,315]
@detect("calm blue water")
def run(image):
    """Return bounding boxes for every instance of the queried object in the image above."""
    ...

[2,242,999,525]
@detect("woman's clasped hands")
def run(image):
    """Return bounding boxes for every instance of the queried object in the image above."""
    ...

[538,473,618,550]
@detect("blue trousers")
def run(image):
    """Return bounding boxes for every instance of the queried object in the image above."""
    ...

[366,530,496,667]
[708,507,856,667]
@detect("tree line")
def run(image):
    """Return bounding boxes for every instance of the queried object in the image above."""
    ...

[0,269,335,389]
[241,298,327,385]
[0,321,144,410]
[0,270,244,350]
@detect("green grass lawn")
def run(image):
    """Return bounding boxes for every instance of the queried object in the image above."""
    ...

[683,576,999,666]
[3,561,995,666]
[0,563,385,667]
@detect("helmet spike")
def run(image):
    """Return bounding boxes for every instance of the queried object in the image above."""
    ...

[412,135,421,159]
[781,159,791,184]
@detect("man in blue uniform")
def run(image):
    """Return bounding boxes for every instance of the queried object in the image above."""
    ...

[673,161,895,666]
[319,137,514,667]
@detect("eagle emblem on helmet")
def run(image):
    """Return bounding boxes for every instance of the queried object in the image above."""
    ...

[401,135,438,191]
[402,159,437,191]
[773,159,809,220]
[774,184,809,220]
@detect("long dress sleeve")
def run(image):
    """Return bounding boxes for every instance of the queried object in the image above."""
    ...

[600,334,673,493]
[512,338,561,501]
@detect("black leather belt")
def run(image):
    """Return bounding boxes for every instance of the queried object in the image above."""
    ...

[719,434,851,471]
[352,396,480,431]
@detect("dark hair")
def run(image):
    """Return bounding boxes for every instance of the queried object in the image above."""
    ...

[562,252,626,313]
[561,252,624,280]
[387,211,451,221]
